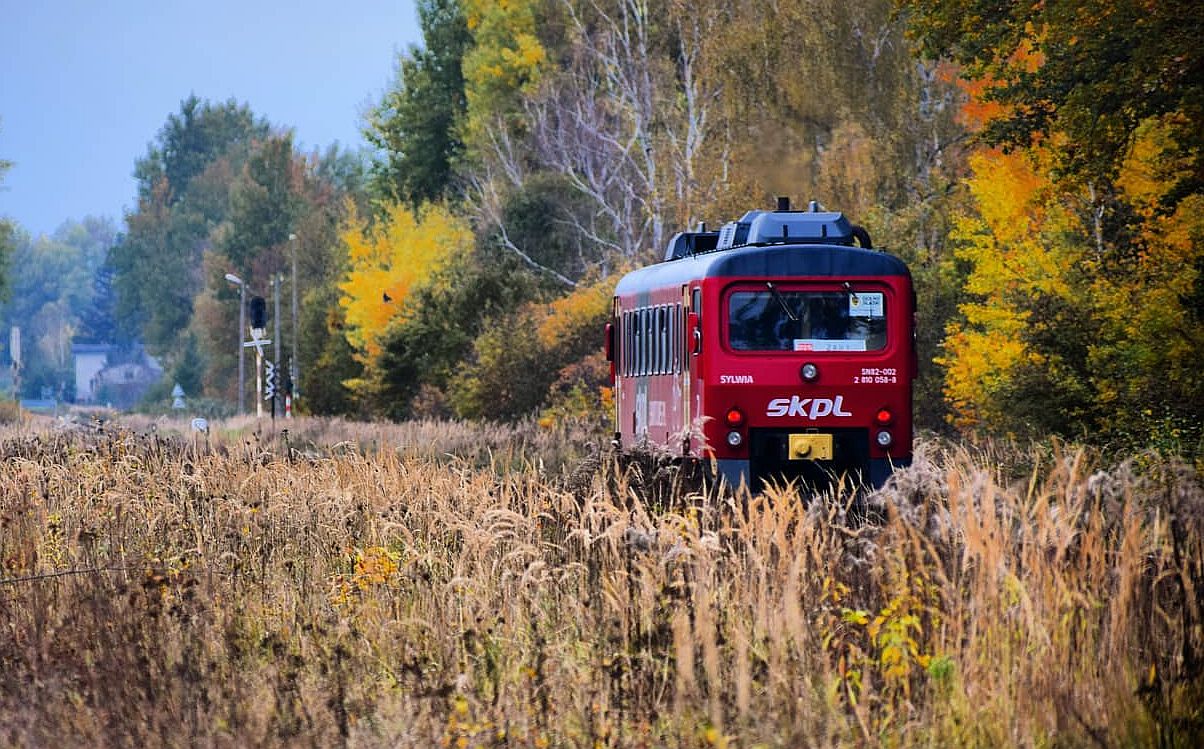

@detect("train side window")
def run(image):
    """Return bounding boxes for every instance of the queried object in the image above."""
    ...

[621,313,630,378]
[669,305,679,375]
[632,309,638,376]
[657,306,667,374]
[630,310,637,376]
[647,308,655,376]
[623,311,631,376]
[632,310,641,376]
[646,307,655,375]
[668,304,677,373]
[650,307,658,375]
[619,311,625,376]
[668,304,676,373]
[665,305,672,373]
[652,307,660,375]
[679,302,685,370]
[691,287,701,319]
[637,308,644,376]
[641,308,650,376]
[667,305,674,374]
[629,310,637,376]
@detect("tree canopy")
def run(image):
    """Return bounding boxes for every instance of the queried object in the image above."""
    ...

[899,0,1204,200]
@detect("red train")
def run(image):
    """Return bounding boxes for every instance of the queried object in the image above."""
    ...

[605,198,915,492]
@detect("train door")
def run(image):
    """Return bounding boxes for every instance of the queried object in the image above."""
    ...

[685,284,704,455]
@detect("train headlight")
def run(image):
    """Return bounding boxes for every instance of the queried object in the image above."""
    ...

[726,430,744,447]
[800,362,819,382]
[875,430,893,448]
[724,407,745,427]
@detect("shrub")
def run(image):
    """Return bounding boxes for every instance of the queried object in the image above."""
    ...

[0,399,21,424]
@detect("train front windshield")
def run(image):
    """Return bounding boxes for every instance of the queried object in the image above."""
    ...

[728,287,887,352]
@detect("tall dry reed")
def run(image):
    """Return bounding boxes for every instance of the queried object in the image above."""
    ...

[0,417,1200,747]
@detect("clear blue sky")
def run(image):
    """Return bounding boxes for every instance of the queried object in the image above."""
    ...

[0,0,421,238]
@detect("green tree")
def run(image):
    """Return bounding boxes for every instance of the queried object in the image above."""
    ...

[112,179,209,350]
[0,220,117,398]
[134,95,269,204]
[0,129,12,303]
[0,219,11,306]
[374,246,545,420]
[221,134,300,274]
[114,98,270,353]
[366,0,472,207]
[297,281,363,417]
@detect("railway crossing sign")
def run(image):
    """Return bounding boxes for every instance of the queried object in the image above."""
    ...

[264,361,277,400]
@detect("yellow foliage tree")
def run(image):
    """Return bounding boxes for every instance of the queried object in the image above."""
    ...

[338,200,473,372]
[939,145,1088,430]
[942,115,1204,446]
[1090,118,1204,426]
[536,278,612,350]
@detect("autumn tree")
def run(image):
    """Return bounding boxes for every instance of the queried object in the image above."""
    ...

[337,201,473,402]
[191,140,362,408]
[905,0,1204,448]
[134,95,269,204]
[449,277,613,421]
[898,0,1203,202]
[374,246,546,420]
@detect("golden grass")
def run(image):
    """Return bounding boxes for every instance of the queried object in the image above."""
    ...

[0,417,1201,747]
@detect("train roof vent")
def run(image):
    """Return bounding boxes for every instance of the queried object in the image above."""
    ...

[716,211,759,250]
[663,230,720,261]
[746,210,854,245]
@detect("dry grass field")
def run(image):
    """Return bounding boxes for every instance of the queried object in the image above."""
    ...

[1,414,1201,747]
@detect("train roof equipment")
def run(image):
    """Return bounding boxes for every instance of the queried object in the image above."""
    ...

[662,197,873,262]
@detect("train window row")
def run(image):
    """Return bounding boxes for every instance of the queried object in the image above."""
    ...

[620,303,684,377]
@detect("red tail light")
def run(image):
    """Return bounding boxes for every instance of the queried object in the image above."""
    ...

[604,322,616,384]
[725,407,745,427]
[874,408,893,426]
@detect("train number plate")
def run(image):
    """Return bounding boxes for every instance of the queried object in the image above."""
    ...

[788,434,833,460]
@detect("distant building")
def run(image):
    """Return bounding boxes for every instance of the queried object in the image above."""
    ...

[72,342,163,409]
[73,343,112,402]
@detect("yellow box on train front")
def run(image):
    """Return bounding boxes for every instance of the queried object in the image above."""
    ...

[788,433,833,460]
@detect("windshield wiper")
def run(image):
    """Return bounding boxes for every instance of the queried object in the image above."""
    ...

[766,282,797,321]
[843,281,859,304]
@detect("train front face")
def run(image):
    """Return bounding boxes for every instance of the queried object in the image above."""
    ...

[700,271,915,492]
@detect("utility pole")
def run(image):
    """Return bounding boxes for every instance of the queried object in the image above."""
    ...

[289,233,299,410]
[224,274,246,415]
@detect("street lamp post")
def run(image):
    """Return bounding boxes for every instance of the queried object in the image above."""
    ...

[224,273,246,415]
[288,233,299,411]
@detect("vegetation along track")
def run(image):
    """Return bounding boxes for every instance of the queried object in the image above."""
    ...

[0,419,1202,747]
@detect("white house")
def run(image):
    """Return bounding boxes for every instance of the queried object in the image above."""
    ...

[72,343,163,407]
[73,343,113,403]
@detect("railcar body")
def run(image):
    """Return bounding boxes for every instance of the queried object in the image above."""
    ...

[606,200,915,491]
